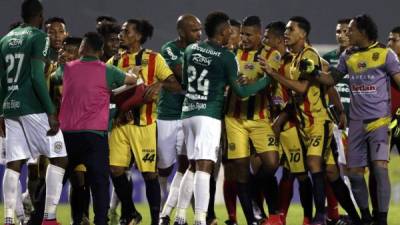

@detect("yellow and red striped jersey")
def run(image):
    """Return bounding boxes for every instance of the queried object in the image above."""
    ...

[289,45,331,128]
[226,45,281,120]
[107,49,173,126]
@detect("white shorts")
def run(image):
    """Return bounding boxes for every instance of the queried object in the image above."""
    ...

[182,116,221,162]
[333,125,348,165]
[4,113,67,163]
[157,119,185,169]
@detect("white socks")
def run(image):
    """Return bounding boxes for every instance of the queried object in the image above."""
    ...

[175,170,194,224]
[161,172,183,217]
[44,164,65,220]
[3,169,20,224]
[16,181,25,221]
[194,171,210,225]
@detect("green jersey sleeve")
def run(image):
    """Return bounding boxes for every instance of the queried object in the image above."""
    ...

[161,43,183,68]
[0,49,6,114]
[105,64,126,90]
[31,59,55,114]
[224,52,270,98]
[32,32,50,60]
[51,65,64,85]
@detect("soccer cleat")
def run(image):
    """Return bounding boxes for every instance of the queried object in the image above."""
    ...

[41,220,61,225]
[173,222,188,225]
[119,211,142,225]
[81,215,90,225]
[327,215,353,225]
[206,217,218,225]
[159,216,170,225]
[108,208,120,225]
[311,214,327,225]
[224,220,237,225]
[261,214,283,225]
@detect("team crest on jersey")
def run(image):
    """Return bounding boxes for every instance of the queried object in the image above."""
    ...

[141,59,148,66]
[372,52,380,61]
[244,63,255,70]
[54,141,63,153]
[357,61,367,69]
[228,143,236,151]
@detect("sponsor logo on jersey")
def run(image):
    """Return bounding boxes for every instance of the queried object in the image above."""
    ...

[192,53,212,66]
[166,47,178,60]
[191,44,221,57]
[351,84,377,93]
[335,83,350,93]
[8,38,23,48]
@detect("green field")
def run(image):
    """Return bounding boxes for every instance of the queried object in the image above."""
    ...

[1,203,400,224]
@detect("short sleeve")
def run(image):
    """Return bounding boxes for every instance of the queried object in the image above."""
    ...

[161,44,182,68]
[385,49,400,77]
[106,64,126,90]
[266,50,281,71]
[155,53,173,81]
[32,32,49,60]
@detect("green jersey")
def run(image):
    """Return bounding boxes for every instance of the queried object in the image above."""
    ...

[322,49,350,118]
[181,41,269,120]
[0,25,55,117]
[158,40,185,120]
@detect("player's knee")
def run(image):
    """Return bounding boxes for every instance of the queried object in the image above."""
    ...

[177,155,189,173]
[28,164,40,179]
[306,156,323,173]
[158,166,173,177]
[110,166,125,177]
[325,165,339,181]
[49,156,68,169]
[6,160,24,173]
[296,173,309,182]
[232,158,250,182]
[142,172,158,180]
[372,160,388,169]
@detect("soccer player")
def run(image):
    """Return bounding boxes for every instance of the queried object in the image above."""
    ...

[44,17,68,77]
[263,21,314,225]
[179,11,270,225]
[222,18,241,225]
[58,31,137,225]
[96,16,117,30]
[313,14,400,225]
[108,19,182,225]
[387,26,400,152]
[224,16,282,225]
[260,16,335,224]
[158,14,202,225]
[97,21,123,225]
[51,37,92,225]
[0,1,68,225]
[97,22,121,62]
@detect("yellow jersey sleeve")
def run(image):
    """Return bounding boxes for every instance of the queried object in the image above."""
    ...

[267,50,281,71]
[155,53,173,81]
[106,57,114,65]
[301,49,321,68]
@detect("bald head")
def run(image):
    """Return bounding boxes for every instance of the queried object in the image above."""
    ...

[176,14,202,45]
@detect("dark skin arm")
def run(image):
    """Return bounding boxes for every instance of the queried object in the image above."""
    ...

[259,56,310,94]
